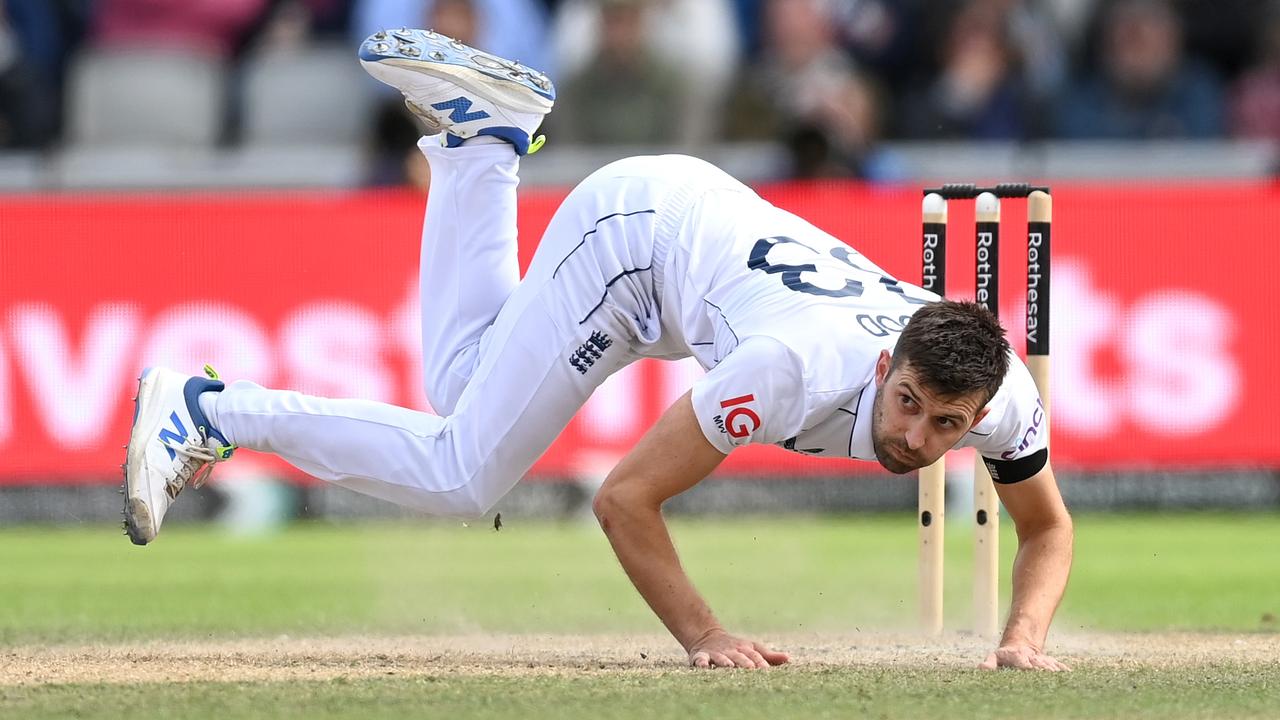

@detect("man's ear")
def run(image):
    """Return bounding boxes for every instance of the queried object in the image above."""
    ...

[875,350,892,387]
[969,405,991,430]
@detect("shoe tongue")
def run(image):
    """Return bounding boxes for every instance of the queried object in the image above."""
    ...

[182,375,231,449]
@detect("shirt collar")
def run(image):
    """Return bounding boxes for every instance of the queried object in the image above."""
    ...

[848,379,879,461]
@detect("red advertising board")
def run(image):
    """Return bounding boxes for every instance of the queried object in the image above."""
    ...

[1,180,1277,483]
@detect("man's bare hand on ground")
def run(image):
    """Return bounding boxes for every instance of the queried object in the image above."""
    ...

[687,629,790,669]
[979,644,1071,671]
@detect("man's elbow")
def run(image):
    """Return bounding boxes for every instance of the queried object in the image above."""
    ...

[591,487,617,531]
[592,477,655,532]
[591,482,631,532]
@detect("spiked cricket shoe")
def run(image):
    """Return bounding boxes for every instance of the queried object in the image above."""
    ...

[123,365,235,545]
[358,28,555,155]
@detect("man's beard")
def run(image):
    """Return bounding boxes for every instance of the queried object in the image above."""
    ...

[871,384,927,474]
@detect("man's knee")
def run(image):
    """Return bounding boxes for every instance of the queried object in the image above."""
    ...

[402,430,510,517]
[425,479,501,518]
[422,350,477,415]
[423,380,462,416]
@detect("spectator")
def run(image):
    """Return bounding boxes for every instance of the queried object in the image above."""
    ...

[554,0,683,145]
[2,0,89,145]
[1177,0,1266,81]
[1056,0,1224,139]
[1230,2,1280,142]
[90,0,270,59]
[551,0,739,145]
[730,0,764,59]
[1041,0,1101,53]
[299,0,353,38]
[0,0,61,148]
[417,0,477,45]
[830,0,917,87]
[997,0,1069,102]
[249,1,354,51]
[723,0,888,179]
[899,0,1040,140]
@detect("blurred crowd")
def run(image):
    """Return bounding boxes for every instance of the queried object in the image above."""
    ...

[2,0,1280,182]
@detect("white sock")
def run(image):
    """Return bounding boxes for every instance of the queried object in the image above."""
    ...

[198,391,230,443]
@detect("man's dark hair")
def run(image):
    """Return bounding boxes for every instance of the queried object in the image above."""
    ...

[890,300,1011,403]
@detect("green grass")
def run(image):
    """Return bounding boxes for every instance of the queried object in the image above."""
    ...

[1,513,1276,643]
[4,666,1279,720]
[2,513,1277,719]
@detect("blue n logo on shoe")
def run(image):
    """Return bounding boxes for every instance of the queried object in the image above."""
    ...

[157,411,188,461]
[431,96,491,123]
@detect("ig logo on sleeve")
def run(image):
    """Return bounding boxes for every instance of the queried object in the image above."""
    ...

[714,394,761,439]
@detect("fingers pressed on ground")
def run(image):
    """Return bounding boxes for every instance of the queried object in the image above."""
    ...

[1035,653,1069,672]
[691,652,710,669]
[754,643,790,665]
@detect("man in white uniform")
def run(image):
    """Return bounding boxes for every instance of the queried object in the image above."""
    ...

[123,29,1073,672]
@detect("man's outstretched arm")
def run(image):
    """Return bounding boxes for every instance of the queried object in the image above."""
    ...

[983,460,1074,671]
[592,390,790,669]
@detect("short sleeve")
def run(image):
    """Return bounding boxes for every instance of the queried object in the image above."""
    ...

[690,336,807,455]
[966,353,1050,483]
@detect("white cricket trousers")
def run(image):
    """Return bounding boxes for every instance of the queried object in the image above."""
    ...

[208,139,733,516]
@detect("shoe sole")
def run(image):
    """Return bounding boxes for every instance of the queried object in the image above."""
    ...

[358,28,554,117]
[122,367,171,546]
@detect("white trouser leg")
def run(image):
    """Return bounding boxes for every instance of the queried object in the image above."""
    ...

[416,137,521,415]
[208,156,666,517]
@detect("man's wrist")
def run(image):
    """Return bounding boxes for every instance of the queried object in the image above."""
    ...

[684,624,727,651]
[998,637,1041,652]
[998,627,1039,650]
[999,615,1044,650]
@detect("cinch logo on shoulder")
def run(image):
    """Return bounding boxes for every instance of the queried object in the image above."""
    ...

[157,411,188,461]
[1000,399,1045,460]
[430,96,491,124]
[714,394,761,439]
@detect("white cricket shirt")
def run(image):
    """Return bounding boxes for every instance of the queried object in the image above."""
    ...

[660,186,1049,482]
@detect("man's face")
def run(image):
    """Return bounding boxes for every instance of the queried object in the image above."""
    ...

[870,351,990,474]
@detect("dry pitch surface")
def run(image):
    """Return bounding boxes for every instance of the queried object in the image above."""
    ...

[3,632,1275,686]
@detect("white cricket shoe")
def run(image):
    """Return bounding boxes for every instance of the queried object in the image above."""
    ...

[122,365,235,545]
[358,28,555,155]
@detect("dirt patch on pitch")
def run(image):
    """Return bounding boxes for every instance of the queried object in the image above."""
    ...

[1,632,1275,686]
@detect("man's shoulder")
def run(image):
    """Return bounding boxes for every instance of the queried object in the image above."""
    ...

[718,329,883,412]
[963,351,1049,460]
[717,334,806,371]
